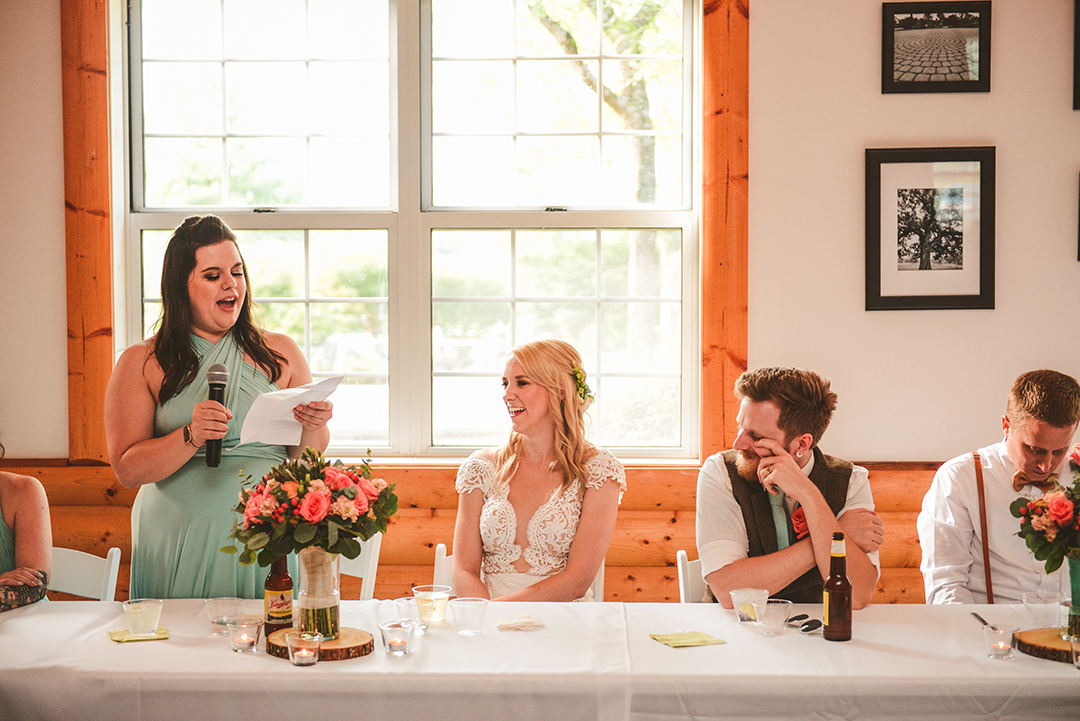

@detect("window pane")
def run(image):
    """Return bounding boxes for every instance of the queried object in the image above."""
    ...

[329,378,388,447]
[515,302,597,366]
[234,230,305,298]
[310,230,388,298]
[226,138,307,205]
[515,229,596,298]
[310,62,390,136]
[515,136,601,206]
[432,302,511,373]
[601,302,681,373]
[225,63,307,135]
[431,137,515,206]
[257,302,306,345]
[601,135,682,206]
[142,63,222,135]
[431,0,514,58]
[144,138,222,206]
[600,1,684,56]
[432,377,509,446]
[432,230,511,297]
[310,303,388,374]
[432,61,514,134]
[224,0,307,59]
[515,0,598,56]
[595,376,680,446]
[310,137,391,207]
[600,229,682,298]
[517,60,599,133]
[601,59,683,131]
[141,231,170,299]
[142,0,221,60]
[310,0,388,60]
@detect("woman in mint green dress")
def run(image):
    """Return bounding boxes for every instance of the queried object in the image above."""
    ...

[105,216,332,599]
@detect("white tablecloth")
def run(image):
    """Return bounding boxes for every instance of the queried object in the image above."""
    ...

[2,600,1079,721]
[626,602,1080,721]
[0,599,631,721]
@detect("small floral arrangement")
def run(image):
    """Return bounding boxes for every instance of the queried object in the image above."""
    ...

[1009,444,1080,574]
[221,447,398,566]
[571,364,594,407]
[792,506,808,540]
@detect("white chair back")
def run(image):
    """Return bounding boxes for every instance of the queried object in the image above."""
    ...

[433,542,452,588]
[338,532,382,601]
[50,547,121,602]
[676,549,706,603]
[433,542,605,601]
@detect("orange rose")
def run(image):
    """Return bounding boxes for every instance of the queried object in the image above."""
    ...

[1045,492,1074,528]
[298,491,331,523]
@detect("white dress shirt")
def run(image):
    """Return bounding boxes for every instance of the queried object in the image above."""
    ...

[917,439,1067,605]
[695,450,880,578]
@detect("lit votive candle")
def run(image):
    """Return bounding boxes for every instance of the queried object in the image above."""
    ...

[379,620,414,656]
[983,625,1017,660]
[286,631,322,667]
[227,617,264,654]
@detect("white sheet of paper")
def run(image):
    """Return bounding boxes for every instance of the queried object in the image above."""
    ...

[239,376,343,446]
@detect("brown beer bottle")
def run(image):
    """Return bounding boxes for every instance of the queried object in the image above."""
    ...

[823,532,852,641]
[264,556,293,649]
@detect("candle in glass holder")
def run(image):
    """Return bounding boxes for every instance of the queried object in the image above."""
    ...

[379,620,413,656]
[982,625,1016,660]
[227,617,264,654]
[286,631,322,667]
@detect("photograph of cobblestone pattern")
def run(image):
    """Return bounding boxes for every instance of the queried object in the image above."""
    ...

[892,12,980,82]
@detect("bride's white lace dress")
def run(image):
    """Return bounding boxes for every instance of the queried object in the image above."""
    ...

[455,449,626,601]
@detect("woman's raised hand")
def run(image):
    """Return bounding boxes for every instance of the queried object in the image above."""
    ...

[293,400,333,431]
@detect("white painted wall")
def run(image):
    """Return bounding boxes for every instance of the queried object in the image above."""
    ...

[750,0,1080,461]
[2,0,1078,461]
[0,0,69,458]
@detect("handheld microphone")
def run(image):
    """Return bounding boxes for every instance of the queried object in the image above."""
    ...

[205,363,229,468]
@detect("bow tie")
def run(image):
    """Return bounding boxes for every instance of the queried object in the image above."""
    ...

[1012,471,1058,493]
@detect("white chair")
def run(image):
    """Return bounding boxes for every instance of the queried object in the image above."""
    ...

[434,543,605,600]
[338,532,382,601]
[676,549,706,603]
[50,547,121,602]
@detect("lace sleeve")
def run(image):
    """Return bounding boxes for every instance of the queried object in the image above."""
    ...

[583,449,626,503]
[455,453,496,495]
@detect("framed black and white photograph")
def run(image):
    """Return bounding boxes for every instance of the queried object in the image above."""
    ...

[882,2,991,93]
[1074,0,1079,109]
[865,146,995,310]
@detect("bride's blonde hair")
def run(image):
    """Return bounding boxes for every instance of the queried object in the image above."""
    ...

[495,339,593,497]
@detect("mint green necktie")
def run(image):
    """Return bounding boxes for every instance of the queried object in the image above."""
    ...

[770,490,790,551]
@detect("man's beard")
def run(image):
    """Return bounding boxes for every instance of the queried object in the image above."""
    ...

[734,450,760,480]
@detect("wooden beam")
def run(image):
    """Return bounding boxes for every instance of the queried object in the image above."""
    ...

[701,0,750,458]
[61,0,113,465]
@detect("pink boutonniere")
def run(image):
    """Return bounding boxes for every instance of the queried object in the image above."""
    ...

[792,506,808,540]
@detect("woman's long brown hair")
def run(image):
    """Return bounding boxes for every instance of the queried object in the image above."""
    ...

[154,215,285,403]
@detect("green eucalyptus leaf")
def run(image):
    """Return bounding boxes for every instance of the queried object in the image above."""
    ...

[294,524,317,544]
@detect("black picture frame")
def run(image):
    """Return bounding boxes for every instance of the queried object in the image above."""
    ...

[882,2,991,93]
[1074,0,1079,110]
[866,146,995,310]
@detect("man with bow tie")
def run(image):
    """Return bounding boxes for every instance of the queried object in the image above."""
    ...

[695,367,883,608]
[918,369,1080,604]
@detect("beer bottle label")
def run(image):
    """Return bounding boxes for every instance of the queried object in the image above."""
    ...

[265,590,292,624]
[823,591,830,623]
[831,538,846,557]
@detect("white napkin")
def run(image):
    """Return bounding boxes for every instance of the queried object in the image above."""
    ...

[497,614,545,631]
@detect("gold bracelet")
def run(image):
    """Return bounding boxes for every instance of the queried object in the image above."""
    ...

[183,424,198,448]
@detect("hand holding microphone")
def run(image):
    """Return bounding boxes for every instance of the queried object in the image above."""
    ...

[204,362,234,470]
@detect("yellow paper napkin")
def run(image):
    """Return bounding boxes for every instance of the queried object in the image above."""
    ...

[108,627,169,643]
[649,631,726,648]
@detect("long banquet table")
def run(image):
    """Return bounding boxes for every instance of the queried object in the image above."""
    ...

[1,599,1078,721]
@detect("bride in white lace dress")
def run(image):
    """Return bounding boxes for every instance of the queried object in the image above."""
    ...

[452,340,625,601]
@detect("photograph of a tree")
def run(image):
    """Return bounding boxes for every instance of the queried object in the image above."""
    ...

[896,187,963,271]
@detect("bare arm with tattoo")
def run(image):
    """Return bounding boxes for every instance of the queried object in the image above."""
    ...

[0,471,52,612]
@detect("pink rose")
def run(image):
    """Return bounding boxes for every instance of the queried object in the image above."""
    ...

[1045,492,1074,528]
[324,467,355,492]
[356,477,381,502]
[243,492,267,528]
[298,491,331,523]
[1071,443,1080,467]
[791,507,808,540]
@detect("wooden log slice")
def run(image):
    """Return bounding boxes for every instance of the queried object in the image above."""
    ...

[1014,627,1072,664]
[266,627,374,661]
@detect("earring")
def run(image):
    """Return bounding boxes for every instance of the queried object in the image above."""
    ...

[796,452,803,459]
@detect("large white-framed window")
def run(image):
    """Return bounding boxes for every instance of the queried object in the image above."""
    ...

[125,0,699,459]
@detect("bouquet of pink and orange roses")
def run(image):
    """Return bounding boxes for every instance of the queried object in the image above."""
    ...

[222,447,398,567]
[1009,444,1080,574]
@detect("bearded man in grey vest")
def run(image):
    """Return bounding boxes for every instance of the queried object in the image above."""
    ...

[695,367,882,607]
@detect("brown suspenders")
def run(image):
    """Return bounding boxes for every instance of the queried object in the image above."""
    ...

[972,451,994,604]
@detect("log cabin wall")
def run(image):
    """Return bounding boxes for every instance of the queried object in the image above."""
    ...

[0,459,934,603]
